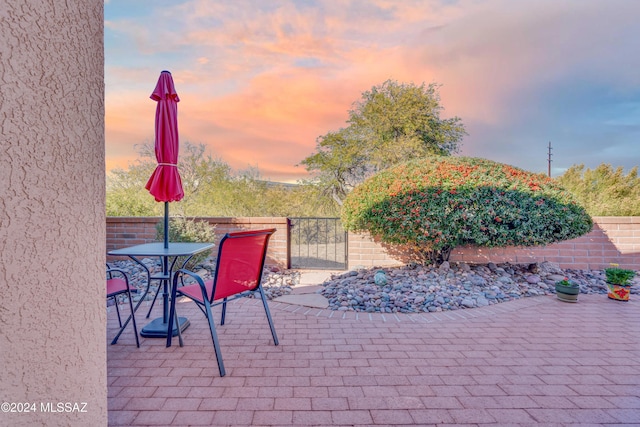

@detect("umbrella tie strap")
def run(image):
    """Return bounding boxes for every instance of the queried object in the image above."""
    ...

[157,163,178,167]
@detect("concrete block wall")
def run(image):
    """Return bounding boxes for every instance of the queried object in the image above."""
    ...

[107,217,289,267]
[348,217,640,271]
[108,216,640,271]
[106,217,159,248]
[347,233,410,268]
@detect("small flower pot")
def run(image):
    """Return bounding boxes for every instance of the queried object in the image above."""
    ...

[555,284,579,303]
[607,283,630,301]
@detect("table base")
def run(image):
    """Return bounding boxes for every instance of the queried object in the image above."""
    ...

[140,316,190,338]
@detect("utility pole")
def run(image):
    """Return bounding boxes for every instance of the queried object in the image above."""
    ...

[547,141,552,177]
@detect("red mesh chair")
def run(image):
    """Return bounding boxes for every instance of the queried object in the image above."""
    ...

[107,267,140,347]
[167,229,278,376]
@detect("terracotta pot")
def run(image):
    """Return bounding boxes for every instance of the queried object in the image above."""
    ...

[607,283,630,301]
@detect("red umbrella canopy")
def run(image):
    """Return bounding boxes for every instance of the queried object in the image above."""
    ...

[145,70,184,202]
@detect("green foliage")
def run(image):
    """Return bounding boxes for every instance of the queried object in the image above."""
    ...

[556,164,640,216]
[342,156,593,265]
[555,278,578,288]
[106,144,159,217]
[155,217,217,269]
[106,142,338,218]
[301,80,466,206]
[604,267,635,285]
[106,185,159,217]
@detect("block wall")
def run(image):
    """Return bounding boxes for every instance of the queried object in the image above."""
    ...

[107,217,290,267]
[108,217,640,271]
[348,217,640,270]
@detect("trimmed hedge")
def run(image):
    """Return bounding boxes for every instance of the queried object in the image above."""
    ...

[342,156,593,264]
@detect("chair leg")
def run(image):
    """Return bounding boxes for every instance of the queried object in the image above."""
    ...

[167,279,225,376]
[111,293,139,347]
[221,298,228,325]
[114,296,123,327]
[203,299,226,377]
[174,299,184,347]
[126,289,140,348]
[258,286,279,346]
[145,282,162,319]
[166,281,178,348]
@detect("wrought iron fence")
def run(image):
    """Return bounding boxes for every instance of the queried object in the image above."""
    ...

[289,217,347,270]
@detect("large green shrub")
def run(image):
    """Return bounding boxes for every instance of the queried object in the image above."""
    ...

[342,156,593,264]
[156,217,216,269]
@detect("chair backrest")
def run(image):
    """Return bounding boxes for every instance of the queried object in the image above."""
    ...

[210,228,275,302]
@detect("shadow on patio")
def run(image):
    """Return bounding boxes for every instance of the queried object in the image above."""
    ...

[108,294,640,426]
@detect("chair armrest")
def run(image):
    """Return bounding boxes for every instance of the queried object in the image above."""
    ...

[107,268,128,281]
[174,269,210,303]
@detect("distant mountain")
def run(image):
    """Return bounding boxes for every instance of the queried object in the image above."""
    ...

[259,180,300,189]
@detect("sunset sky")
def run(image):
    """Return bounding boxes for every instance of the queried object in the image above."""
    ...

[104,0,640,182]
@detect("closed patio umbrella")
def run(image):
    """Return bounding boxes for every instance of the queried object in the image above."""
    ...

[145,70,184,249]
[139,71,189,338]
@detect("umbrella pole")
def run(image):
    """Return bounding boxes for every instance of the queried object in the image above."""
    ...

[164,201,169,249]
[163,201,169,324]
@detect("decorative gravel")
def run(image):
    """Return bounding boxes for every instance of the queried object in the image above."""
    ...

[319,261,638,313]
[107,259,637,313]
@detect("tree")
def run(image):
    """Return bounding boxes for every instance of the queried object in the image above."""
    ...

[301,80,466,205]
[106,142,231,217]
[342,156,593,265]
[556,164,640,216]
[106,144,158,217]
[106,142,338,218]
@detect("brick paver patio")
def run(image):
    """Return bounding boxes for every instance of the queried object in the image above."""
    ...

[108,293,640,426]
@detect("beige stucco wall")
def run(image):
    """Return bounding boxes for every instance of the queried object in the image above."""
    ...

[0,2,106,426]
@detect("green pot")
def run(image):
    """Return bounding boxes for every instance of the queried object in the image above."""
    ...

[555,283,579,303]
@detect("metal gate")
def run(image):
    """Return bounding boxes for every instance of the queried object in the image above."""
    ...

[289,218,347,270]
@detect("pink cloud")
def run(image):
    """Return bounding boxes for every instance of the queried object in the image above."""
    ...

[105,0,640,180]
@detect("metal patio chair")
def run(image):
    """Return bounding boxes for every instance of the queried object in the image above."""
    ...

[107,267,140,347]
[167,228,278,376]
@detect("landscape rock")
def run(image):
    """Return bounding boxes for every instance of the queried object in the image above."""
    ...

[526,275,541,284]
[374,270,388,286]
[108,259,638,315]
[319,262,636,313]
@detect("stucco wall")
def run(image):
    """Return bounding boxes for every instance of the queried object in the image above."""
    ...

[0,2,106,426]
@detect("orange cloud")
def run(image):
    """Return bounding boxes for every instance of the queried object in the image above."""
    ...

[105,0,640,180]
